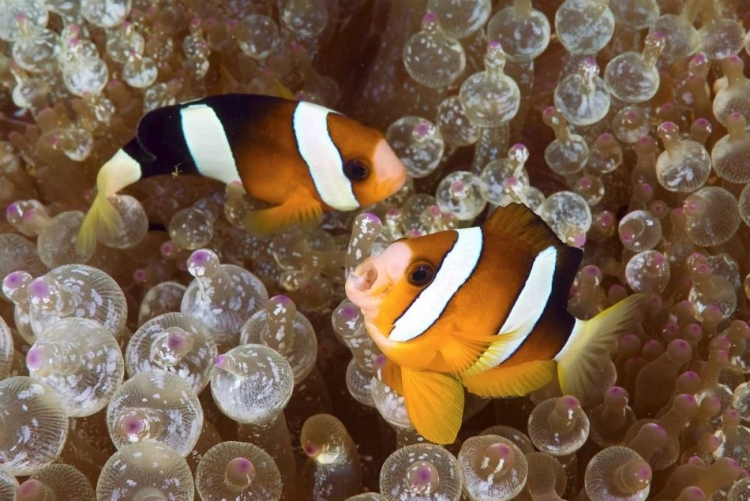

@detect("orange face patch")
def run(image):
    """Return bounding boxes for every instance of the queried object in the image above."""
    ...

[327,114,404,207]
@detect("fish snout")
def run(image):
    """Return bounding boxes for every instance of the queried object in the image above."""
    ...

[346,258,392,313]
[349,259,383,294]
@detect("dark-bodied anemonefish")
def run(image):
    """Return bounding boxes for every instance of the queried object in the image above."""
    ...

[76,94,407,256]
[345,202,645,444]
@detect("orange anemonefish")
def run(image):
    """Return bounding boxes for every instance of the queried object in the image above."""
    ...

[76,94,407,256]
[345,202,645,444]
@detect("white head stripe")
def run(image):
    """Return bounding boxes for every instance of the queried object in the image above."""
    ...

[389,227,484,342]
[293,102,359,210]
[493,245,557,362]
[180,104,241,185]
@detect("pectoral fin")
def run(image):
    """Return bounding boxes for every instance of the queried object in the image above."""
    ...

[243,189,323,235]
[402,368,464,444]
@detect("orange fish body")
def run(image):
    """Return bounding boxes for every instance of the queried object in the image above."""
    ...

[77,94,406,256]
[345,203,645,444]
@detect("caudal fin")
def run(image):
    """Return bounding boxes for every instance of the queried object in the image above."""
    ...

[76,148,143,257]
[554,293,646,400]
[75,191,123,258]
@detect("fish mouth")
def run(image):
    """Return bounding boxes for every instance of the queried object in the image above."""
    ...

[345,259,392,320]
[347,259,388,295]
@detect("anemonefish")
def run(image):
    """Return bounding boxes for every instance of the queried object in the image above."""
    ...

[345,202,645,444]
[76,94,407,256]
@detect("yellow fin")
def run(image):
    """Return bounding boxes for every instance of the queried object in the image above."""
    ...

[402,368,464,444]
[438,335,489,374]
[75,191,123,258]
[243,191,322,235]
[380,358,403,396]
[461,327,538,378]
[461,360,557,398]
[554,293,646,400]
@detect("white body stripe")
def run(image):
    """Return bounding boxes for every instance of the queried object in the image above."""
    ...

[100,148,143,195]
[390,227,484,342]
[292,102,359,210]
[180,104,241,185]
[554,318,584,363]
[462,246,558,376]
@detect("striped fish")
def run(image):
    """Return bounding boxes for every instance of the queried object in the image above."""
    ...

[345,203,645,444]
[76,94,406,256]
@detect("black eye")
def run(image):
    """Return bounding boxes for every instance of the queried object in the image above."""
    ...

[344,160,370,181]
[408,263,434,287]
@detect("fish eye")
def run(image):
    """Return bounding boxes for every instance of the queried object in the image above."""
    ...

[407,263,434,287]
[344,160,370,181]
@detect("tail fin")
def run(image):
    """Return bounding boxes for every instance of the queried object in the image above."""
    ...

[76,148,143,257]
[75,190,122,258]
[555,294,646,399]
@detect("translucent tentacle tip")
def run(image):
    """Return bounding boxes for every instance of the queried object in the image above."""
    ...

[679,487,706,501]
[133,269,147,284]
[5,201,18,219]
[693,117,711,129]
[2,270,31,297]
[269,294,293,309]
[29,277,51,302]
[303,440,320,458]
[667,340,692,363]
[478,443,514,476]
[616,458,652,493]
[215,354,227,369]
[26,346,44,371]
[422,12,439,28]
[120,413,146,437]
[374,354,388,370]
[415,122,432,138]
[226,457,256,488]
[581,58,599,78]
[638,423,667,444]
[166,329,189,350]
[355,212,382,229]
[187,248,219,277]
[18,479,45,500]
[338,304,361,323]
[557,395,582,417]
[509,143,529,163]
[160,241,175,258]
[604,386,628,405]
[407,461,440,495]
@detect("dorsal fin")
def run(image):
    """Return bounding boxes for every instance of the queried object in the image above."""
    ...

[483,203,561,251]
[482,203,583,278]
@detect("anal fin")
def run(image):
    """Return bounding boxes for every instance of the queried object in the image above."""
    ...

[243,189,322,235]
[461,360,557,398]
[402,368,464,445]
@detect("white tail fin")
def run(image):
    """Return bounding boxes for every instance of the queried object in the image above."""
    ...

[75,191,122,258]
[555,294,646,400]
[76,149,142,257]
